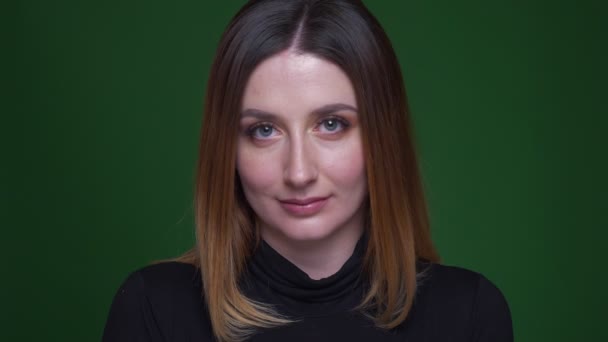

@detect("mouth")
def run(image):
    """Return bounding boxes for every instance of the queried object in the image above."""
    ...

[278,196,330,216]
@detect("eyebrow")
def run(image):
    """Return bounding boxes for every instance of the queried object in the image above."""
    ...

[241,103,358,119]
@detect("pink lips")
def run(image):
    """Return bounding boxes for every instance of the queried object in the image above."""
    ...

[279,197,329,216]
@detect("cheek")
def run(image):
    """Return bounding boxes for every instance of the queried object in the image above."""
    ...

[321,140,367,188]
[236,147,279,193]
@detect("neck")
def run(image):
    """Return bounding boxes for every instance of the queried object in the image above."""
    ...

[261,224,364,280]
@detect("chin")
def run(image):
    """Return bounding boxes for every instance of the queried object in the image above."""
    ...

[266,216,348,244]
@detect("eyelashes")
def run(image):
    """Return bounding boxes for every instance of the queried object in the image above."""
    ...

[245,116,351,140]
[316,117,350,133]
[246,122,279,139]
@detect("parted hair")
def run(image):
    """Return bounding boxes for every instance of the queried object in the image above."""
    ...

[176,0,440,341]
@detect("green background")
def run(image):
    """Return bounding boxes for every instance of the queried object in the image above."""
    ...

[5,0,607,341]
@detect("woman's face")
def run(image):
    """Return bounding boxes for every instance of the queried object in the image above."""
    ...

[236,52,368,248]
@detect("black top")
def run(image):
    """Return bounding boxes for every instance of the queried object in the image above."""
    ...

[103,239,513,341]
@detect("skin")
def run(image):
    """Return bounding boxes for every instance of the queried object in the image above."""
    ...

[236,51,368,280]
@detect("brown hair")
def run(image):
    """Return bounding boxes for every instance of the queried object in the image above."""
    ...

[177,0,440,340]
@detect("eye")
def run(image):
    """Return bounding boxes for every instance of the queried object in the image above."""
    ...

[247,123,279,140]
[317,117,350,134]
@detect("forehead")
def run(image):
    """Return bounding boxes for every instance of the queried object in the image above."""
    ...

[241,52,357,114]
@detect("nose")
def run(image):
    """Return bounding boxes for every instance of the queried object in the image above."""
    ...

[283,135,318,188]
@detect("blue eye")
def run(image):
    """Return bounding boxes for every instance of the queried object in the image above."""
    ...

[318,117,349,133]
[256,125,274,137]
[248,123,277,139]
[323,119,339,131]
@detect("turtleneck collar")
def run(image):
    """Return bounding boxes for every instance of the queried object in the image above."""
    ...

[242,235,368,317]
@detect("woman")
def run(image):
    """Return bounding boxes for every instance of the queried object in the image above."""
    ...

[103,1,513,341]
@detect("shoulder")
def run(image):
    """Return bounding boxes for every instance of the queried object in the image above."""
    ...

[135,261,202,291]
[418,262,480,294]
[417,262,503,302]
[115,261,202,301]
[417,261,508,305]
[414,261,513,341]
[119,261,204,314]
[103,262,209,341]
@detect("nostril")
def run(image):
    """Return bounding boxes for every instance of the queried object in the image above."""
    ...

[284,160,318,188]
[284,169,317,188]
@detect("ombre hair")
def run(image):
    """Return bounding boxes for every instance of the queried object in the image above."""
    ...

[177,0,440,340]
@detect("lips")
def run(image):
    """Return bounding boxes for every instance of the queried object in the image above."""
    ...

[278,196,329,216]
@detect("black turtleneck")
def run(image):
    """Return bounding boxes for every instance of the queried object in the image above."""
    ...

[103,240,513,341]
